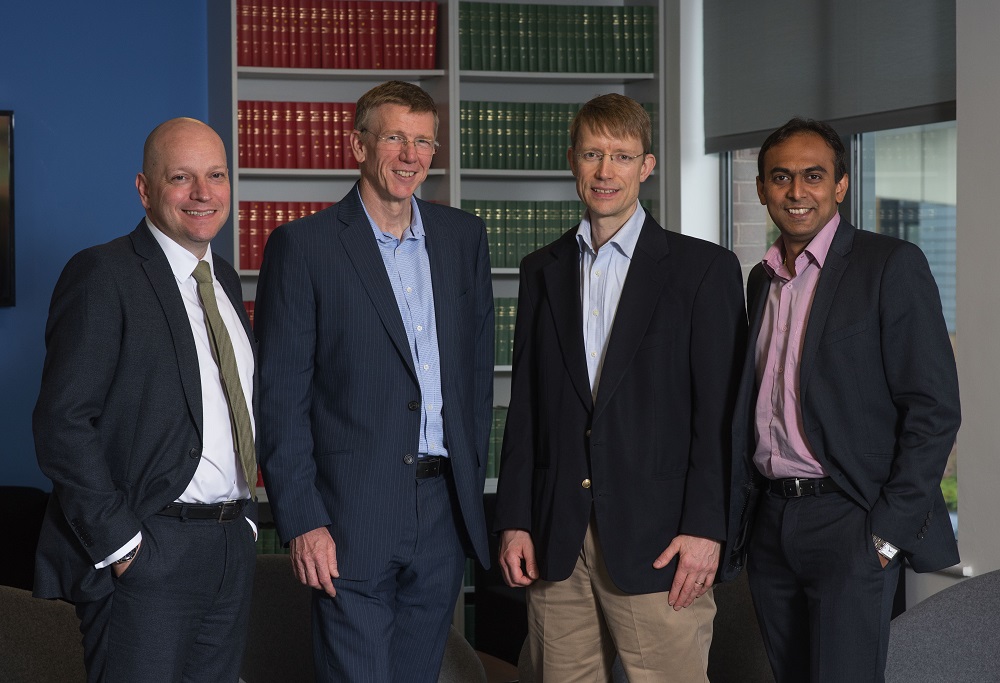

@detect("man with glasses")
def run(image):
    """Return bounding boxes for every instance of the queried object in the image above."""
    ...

[494,93,746,681]
[254,81,493,682]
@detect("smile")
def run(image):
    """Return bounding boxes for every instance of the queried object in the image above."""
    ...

[184,210,217,217]
[787,208,811,215]
[592,188,617,194]
[395,171,416,178]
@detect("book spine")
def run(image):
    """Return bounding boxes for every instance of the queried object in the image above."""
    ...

[259,0,273,67]
[371,2,384,69]
[238,201,250,269]
[309,102,323,168]
[424,1,437,69]
[342,103,357,169]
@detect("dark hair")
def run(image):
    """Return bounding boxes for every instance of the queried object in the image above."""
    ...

[570,93,651,153]
[355,80,438,134]
[757,117,847,182]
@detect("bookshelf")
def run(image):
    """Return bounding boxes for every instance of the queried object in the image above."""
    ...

[208,0,667,488]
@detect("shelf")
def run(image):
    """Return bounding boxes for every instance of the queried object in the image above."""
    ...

[491,268,518,276]
[461,169,572,179]
[239,67,446,81]
[493,365,512,373]
[240,168,445,179]
[460,70,655,85]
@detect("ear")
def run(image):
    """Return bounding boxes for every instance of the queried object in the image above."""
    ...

[136,173,151,209]
[756,176,766,206]
[350,129,366,165]
[639,153,656,181]
[835,173,849,203]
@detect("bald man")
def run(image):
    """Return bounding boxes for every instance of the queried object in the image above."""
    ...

[33,118,258,683]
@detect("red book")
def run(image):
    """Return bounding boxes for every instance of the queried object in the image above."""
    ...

[251,0,264,66]
[295,102,310,168]
[346,1,359,69]
[320,0,334,67]
[271,202,286,262]
[237,102,247,168]
[237,0,251,66]
[260,0,274,67]
[251,101,264,168]
[380,2,394,70]
[356,0,371,69]
[244,301,255,329]
[286,0,300,68]
[342,103,357,169]
[422,1,437,69]
[309,102,324,169]
[309,0,322,67]
[238,202,250,269]
[259,201,275,270]
[249,201,263,270]
[370,2,384,69]
[276,1,290,68]
[298,0,313,68]
[388,2,402,70]
[257,101,271,168]
[282,102,296,168]
[322,102,336,168]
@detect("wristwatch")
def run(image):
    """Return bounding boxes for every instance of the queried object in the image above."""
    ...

[872,535,898,561]
[114,545,140,565]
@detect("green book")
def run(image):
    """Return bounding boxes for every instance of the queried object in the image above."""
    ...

[642,6,655,73]
[493,294,505,366]
[487,3,501,70]
[499,3,510,71]
[580,6,595,73]
[510,101,525,170]
[525,4,537,71]
[483,101,496,169]
[506,299,517,366]
[516,4,528,72]
[623,6,635,73]
[611,7,624,73]
[554,5,568,72]
[537,4,549,72]
[469,2,483,70]
[459,2,470,70]
[565,6,578,74]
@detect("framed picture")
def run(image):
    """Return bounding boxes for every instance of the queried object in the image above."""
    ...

[0,111,12,307]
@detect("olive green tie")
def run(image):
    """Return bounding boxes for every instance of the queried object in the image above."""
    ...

[192,260,257,493]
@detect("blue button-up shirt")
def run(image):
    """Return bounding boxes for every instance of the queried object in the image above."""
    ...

[363,196,447,458]
[577,202,646,401]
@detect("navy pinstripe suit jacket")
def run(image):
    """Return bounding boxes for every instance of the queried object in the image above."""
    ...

[255,185,493,577]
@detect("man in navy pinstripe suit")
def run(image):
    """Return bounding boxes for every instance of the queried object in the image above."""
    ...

[255,81,493,682]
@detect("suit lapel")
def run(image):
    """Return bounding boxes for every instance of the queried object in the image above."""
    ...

[337,188,417,378]
[541,229,593,411]
[592,218,669,419]
[799,220,854,397]
[130,222,203,438]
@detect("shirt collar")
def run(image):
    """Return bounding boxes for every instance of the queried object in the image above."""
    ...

[576,201,646,259]
[761,212,841,278]
[360,192,424,244]
[145,218,214,283]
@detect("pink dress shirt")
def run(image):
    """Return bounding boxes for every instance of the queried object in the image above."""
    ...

[753,215,840,479]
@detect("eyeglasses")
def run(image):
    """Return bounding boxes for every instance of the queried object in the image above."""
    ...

[361,129,439,156]
[574,151,646,167]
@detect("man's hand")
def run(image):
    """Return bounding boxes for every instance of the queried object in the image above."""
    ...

[111,542,141,578]
[499,529,539,588]
[653,535,721,611]
[290,527,339,597]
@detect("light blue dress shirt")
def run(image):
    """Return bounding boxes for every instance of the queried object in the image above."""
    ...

[363,196,447,458]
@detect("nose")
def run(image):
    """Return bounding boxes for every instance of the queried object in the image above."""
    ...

[595,154,614,177]
[787,176,806,198]
[398,140,419,162]
[190,178,210,201]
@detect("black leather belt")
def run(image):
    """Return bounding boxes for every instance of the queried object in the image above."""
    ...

[416,456,449,479]
[766,477,842,498]
[158,499,248,521]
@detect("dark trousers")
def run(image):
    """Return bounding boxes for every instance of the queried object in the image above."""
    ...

[75,512,256,683]
[312,472,467,683]
[747,489,900,683]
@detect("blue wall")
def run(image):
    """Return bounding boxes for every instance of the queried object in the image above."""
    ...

[0,1,210,488]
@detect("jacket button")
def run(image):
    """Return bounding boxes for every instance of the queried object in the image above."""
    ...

[917,532,925,539]
[403,454,414,465]
[408,400,419,411]
[189,448,200,459]
[585,429,592,438]
[582,479,591,489]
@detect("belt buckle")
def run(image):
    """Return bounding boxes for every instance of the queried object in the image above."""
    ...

[781,478,804,497]
[219,500,237,522]
[794,478,803,497]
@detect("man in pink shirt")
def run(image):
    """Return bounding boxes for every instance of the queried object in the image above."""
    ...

[721,118,960,683]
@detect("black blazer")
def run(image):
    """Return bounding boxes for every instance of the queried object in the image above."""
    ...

[254,185,494,576]
[494,215,747,594]
[33,221,257,603]
[722,219,960,580]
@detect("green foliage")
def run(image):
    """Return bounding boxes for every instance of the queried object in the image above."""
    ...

[940,475,958,513]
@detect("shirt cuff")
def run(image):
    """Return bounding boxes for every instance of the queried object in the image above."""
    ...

[95,532,143,569]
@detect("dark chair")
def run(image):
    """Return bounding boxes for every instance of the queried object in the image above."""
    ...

[885,568,1000,682]
[0,585,86,682]
[0,486,49,591]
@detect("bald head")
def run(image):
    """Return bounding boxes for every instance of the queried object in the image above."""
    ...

[136,118,231,258]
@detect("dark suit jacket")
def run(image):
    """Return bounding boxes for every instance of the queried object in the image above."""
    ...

[722,219,960,581]
[493,215,747,594]
[254,185,493,576]
[33,221,257,603]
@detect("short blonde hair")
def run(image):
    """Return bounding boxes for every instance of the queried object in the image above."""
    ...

[569,94,651,152]
[355,81,438,134]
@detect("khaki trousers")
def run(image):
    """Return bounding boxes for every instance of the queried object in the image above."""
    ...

[525,519,715,683]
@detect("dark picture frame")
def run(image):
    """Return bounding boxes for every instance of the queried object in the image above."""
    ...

[0,111,13,306]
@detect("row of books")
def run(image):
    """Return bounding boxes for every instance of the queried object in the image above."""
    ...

[237,0,438,70]
[460,101,579,171]
[238,200,336,270]
[464,199,578,269]
[487,405,509,479]
[255,525,290,554]
[238,100,358,170]
[459,2,656,73]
